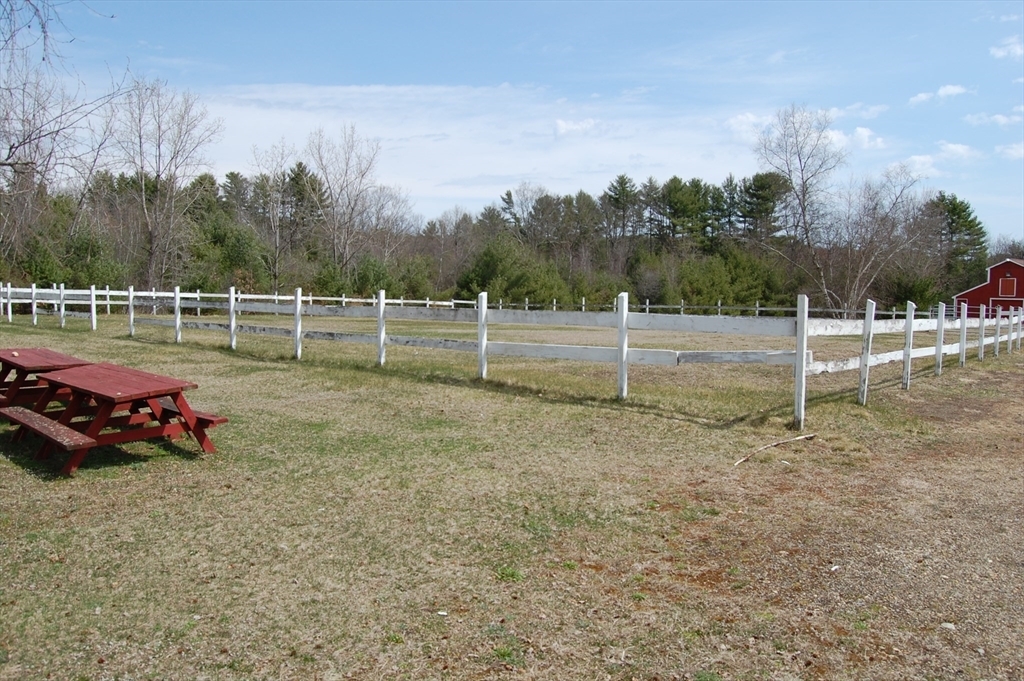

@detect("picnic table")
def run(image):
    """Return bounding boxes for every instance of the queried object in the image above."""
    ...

[0,348,92,408]
[0,362,226,476]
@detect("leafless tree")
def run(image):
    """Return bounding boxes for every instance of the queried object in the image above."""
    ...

[250,139,294,293]
[304,125,379,272]
[361,184,416,266]
[756,105,928,313]
[111,77,222,287]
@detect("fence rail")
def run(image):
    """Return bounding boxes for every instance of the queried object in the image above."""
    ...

[2,284,1022,430]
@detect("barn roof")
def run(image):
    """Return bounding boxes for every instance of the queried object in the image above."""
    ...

[953,258,1024,298]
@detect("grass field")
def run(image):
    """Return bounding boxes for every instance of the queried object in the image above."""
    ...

[1,314,1022,680]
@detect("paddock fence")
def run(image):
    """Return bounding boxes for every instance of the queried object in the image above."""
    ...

[2,283,1021,430]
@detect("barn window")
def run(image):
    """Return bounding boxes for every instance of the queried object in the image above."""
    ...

[999,276,1016,297]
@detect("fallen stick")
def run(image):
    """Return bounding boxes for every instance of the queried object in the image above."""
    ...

[734,433,817,466]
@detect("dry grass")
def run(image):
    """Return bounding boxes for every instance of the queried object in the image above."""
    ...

[1,313,1022,680]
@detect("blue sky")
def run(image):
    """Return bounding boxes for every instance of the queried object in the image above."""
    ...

[57,1,1024,241]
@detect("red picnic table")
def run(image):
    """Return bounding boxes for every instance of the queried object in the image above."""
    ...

[0,362,226,476]
[0,348,92,408]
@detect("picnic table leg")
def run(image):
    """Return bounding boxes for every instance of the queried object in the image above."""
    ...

[31,390,86,459]
[60,401,115,476]
[170,392,216,453]
[17,384,62,446]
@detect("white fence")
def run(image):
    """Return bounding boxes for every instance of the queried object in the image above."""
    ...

[2,283,1022,430]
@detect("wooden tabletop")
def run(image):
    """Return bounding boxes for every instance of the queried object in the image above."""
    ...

[1,348,91,372]
[37,363,198,402]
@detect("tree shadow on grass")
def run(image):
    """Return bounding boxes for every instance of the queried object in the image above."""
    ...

[0,427,202,480]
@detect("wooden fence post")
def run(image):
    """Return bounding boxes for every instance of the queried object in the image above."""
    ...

[377,289,386,367]
[128,286,135,337]
[794,294,808,429]
[934,302,945,376]
[151,288,157,315]
[478,292,488,379]
[959,302,968,366]
[581,296,586,312]
[5,282,11,322]
[174,286,182,343]
[994,306,1002,357]
[30,284,37,326]
[857,299,876,405]
[105,285,111,315]
[901,301,916,390]
[196,290,201,318]
[294,287,303,360]
[89,285,97,331]
[228,286,237,350]
[617,291,629,399]
[59,283,66,328]
[1016,306,1022,352]
[978,304,986,360]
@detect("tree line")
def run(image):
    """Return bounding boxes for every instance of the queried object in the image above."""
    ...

[2,4,1020,314]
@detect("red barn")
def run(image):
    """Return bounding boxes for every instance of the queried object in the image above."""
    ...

[953,258,1024,317]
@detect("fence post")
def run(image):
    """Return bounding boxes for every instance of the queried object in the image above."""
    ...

[1017,306,1022,352]
[617,292,629,399]
[341,294,346,308]
[857,299,876,405]
[128,286,135,336]
[173,286,182,343]
[680,299,684,315]
[645,298,650,314]
[377,290,386,367]
[228,286,237,350]
[525,297,529,312]
[294,287,303,360]
[105,285,111,315]
[152,288,157,315]
[478,292,488,379]
[934,302,945,375]
[89,285,97,331]
[901,301,916,390]
[31,284,37,326]
[51,283,57,314]
[755,300,760,317]
[717,299,722,316]
[794,294,808,430]
[978,304,986,360]
[5,282,11,322]
[994,306,1002,357]
[196,289,201,318]
[959,302,968,366]
[581,296,586,312]
[59,283,66,328]
[553,299,557,312]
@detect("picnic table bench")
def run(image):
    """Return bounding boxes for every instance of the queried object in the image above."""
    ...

[0,348,91,408]
[0,362,226,475]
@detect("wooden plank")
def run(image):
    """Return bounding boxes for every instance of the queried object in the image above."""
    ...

[807,319,864,336]
[674,350,798,365]
[382,306,480,323]
[628,348,679,366]
[0,406,97,450]
[488,342,618,363]
[233,301,296,315]
[235,324,292,338]
[487,309,616,328]
[301,330,377,344]
[628,312,797,337]
[301,304,378,319]
[181,321,229,332]
[385,336,477,352]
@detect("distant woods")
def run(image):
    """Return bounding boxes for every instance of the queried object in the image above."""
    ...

[1,4,1016,312]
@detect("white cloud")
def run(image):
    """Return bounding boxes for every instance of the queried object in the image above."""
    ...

[1000,15,1020,22]
[937,84,968,98]
[1015,105,1024,113]
[853,127,886,150]
[910,84,969,105]
[828,102,888,120]
[555,118,597,135]
[725,112,771,145]
[937,141,980,159]
[964,112,1023,126]
[997,143,1024,160]
[904,141,981,178]
[202,83,762,219]
[990,35,1024,59]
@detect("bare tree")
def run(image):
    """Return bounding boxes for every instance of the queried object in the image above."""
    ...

[250,139,294,293]
[111,77,222,287]
[361,184,416,266]
[304,125,379,273]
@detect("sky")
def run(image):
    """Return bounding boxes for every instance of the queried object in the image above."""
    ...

[54,0,1024,242]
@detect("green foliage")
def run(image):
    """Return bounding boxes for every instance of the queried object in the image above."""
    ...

[879,273,941,310]
[456,234,571,304]
[352,256,396,297]
[930,192,988,299]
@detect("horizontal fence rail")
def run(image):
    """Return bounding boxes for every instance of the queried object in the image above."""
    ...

[3,283,1022,430]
